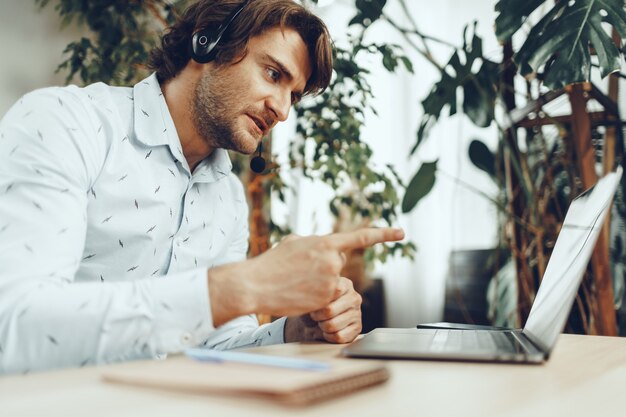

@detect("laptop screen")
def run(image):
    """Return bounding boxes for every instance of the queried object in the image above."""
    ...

[523,167,622,354]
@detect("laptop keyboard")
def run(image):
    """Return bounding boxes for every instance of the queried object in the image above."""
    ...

[429,329,518,352]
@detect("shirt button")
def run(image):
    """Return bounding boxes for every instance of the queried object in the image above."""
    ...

[180,332,192,346]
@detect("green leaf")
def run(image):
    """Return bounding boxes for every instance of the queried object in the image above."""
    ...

[513,5,562,77]
[468,139,496,178]
[410,115,435,155]
[513,0,626,89]
[402,160,437,213]
[463,62,497,128]
[379,45,398,71]
[422,70,458,119]
[477,60,499,117]
[415,25,498,150]
[494,0,545,41]
[588,16,622,77]
[349,0,387,27]
[400,56,414,73]
[366,43,413,75]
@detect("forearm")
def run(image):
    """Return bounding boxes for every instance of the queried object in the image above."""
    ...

[207,260,258,327]
[0,268,213,374]
[207,260,324,345]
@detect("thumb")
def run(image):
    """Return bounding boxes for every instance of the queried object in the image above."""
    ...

[332,276,352,299]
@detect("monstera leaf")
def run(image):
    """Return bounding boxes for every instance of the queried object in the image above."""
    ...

[495,0,626,89]
[494,0,545,41]
[413,25,499,154]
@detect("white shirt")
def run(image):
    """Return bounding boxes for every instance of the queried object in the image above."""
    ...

[0,73,286,374]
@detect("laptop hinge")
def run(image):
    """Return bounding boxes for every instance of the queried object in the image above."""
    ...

[512,331,546,360]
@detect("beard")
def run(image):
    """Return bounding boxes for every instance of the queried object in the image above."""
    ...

[191,69,258,155]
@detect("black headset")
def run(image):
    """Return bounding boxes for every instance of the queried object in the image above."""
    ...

[190,0,251,64]
[190,0,266,173]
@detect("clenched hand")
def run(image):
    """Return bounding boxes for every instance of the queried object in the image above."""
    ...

[208,227,404,327]
[284,277,363,343]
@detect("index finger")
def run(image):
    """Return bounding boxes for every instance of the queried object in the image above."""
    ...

[327,228,405,251]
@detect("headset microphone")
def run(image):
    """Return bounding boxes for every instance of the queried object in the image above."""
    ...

[250,142,266,173]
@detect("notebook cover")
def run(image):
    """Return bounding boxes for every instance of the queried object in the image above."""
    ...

[101,355,389,406]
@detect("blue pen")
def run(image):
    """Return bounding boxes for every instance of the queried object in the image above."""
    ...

[184,348,331,371]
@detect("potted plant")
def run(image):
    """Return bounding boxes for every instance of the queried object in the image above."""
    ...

[348,0,626,334]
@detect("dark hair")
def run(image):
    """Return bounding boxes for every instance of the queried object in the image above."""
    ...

[148,0,333,96]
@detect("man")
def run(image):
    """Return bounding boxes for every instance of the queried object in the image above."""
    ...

[0,0,403,374]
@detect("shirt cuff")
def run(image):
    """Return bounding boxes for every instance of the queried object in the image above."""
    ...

[149,267,214,354]
[261,316,287,345]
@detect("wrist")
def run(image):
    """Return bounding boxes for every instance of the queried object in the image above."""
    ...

[284,315,322,343]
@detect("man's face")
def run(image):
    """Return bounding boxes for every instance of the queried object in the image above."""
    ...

[192,26,312,155]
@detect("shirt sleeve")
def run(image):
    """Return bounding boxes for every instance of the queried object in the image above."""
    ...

[0,89,218,374]
[201,173,287,350]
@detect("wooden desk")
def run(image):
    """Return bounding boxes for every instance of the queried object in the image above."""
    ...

[2,334,626,417]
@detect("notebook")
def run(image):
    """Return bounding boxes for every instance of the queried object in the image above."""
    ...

[102,352,388,406]
[343,167,623,363]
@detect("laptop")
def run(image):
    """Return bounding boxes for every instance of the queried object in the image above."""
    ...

[343,167,623,363]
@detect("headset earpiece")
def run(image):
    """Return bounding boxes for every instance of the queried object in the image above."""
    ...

[190,0,250,64]
[191,30,220,64]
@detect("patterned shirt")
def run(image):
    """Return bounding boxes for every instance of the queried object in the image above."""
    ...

[0,73,285,374]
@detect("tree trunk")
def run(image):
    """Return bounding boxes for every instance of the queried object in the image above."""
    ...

[566,83,617,336]
[501,41,533,325]
[247,168,272,325]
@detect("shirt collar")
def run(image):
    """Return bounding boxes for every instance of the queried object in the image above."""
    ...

[133,73,175,149]
[132,73,232,182]
[194,148,234,182]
